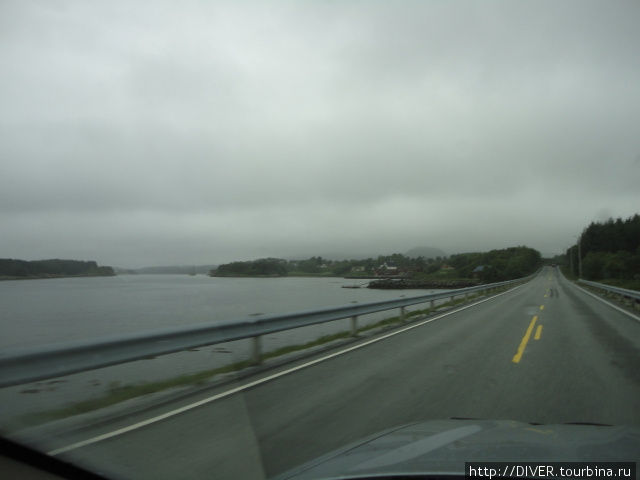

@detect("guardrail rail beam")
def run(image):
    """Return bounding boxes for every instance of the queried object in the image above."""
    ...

[0,274,535,387]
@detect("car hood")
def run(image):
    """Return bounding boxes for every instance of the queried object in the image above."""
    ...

[273,419,640,479]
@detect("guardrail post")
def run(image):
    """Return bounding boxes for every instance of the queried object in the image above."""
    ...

[251,336,262,365]
[400,306,406,322]
[430,299,435,309]
[351,315,358,336]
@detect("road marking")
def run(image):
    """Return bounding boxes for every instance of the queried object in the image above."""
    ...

[534,324,543,340]
[47,283,527,456]
[539,305,544,310]
[512,315,538,364]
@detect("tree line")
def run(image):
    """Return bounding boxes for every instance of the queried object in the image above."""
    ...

[212,255,434,277]
[566,214,640,281]
[211,246,542,282]
[447,246,541,282]
[0,259,115,278]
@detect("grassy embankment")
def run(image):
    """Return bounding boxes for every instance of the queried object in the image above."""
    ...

[560,265,640,290]
[14,285,512,430]
[590,278,640,290]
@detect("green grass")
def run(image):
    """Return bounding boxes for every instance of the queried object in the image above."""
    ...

[13,286,507,430]
[594,278,640,291]
[560,266,640,290]
[14,360,255,429]
[261,332,352,359]
[560,265,577,280]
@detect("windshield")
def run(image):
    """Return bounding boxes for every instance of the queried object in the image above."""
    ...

[1,1,639,479]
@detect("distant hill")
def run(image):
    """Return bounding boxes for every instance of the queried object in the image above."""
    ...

[405,247,446,259]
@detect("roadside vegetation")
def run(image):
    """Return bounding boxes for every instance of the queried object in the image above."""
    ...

[560,214,640,290]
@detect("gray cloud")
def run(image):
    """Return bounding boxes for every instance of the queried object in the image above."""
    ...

[1,0,639,266]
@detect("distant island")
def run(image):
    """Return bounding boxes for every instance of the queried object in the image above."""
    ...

[209,246,543,288]
[0,258,115,280]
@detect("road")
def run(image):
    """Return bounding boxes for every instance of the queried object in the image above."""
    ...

[36,268,640,479]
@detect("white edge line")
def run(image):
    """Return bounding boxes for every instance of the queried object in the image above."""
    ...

[47,284,524,456]
[571,283,640,323]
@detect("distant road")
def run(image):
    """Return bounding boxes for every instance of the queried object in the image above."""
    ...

[43,267,640,479]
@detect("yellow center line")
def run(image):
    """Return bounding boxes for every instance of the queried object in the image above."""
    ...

[539,305,544,310]
[512,315,538,364]
[534,324,543,340]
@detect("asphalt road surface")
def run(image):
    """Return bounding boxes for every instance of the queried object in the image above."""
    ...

[37,268,640,479]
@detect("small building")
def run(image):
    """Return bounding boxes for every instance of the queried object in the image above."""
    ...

[374,262,400,276]
[379,262,398,272]
[472,265,489,278]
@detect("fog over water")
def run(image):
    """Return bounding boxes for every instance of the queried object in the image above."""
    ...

[1,1,639,267]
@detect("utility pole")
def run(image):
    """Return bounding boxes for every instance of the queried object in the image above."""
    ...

[569,247,574,275]
[578,236,582,278]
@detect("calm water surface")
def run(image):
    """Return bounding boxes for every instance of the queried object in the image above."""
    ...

[0,274,431,350]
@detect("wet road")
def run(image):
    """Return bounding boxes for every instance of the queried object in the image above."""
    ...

[40,268,640,479]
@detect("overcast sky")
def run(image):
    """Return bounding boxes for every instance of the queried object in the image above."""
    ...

[1,1,639,267]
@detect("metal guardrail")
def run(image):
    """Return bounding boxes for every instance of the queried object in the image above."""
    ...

[577,279,640,302]
[0,276,532,388]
